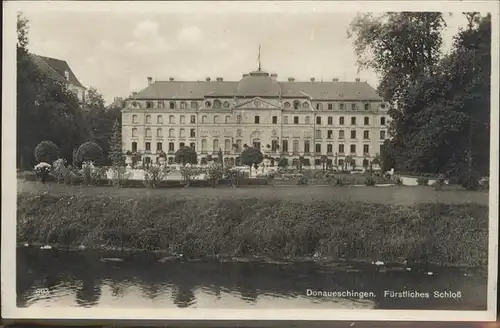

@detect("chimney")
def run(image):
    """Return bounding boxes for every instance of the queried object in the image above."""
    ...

[288,77,295,82]
[147,76,152,85]
[332,78,339,82]
[310,77,315,82]
[64,70,70,81]
[206,77,211,82]
[216,77,223,82]
[355,78,361,82]
[271,73,278,80]
[169,77,175,81]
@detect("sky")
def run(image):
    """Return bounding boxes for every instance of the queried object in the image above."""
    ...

[22,7,472,105]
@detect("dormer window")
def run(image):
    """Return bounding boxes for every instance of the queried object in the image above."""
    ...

[214,100,222,109]
[284,102,291,109]
[223,101,230,108]
[303,102,309,109]
[293,101,300,110]
[205,101,211,108]
[64,70,70,81]
[180,101,187,109]
[191,101,198,109]
[169,101,176,109]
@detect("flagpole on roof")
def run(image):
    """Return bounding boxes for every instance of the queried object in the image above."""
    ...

[258,44,262,71]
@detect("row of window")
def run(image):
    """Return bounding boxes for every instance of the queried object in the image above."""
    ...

[131,127,387,141]
[142,100,386,111]
[132,140,374,155]
[132,114,388,126]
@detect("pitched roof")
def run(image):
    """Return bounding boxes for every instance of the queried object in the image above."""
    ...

[134,77,381,101]
[31,54,86,89]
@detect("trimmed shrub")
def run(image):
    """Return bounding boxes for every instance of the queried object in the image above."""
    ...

[75,142,103,166]
[110,166,131,187]
[34,141,60,164]
[417,177,429,186]
[297,176,308,185]
[434,174,447,191]
[335,177,346,186]
[365,176,376,186]
[395,176,403,186]
[460,175,480,191]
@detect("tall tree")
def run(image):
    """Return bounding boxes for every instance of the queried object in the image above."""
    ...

[108,119,124,166]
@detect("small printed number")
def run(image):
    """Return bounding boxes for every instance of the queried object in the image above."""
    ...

[35,288,50,296]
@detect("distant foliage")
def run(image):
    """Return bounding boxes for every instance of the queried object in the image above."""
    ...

[175,146,198,166]
[460,174,480,191]
[108,120,125,166]
[365,176,376,186]
[240,147,264,175]
[297,176,308,185]
[417,177,429,186]
[206,163,224,183]
[110,166,131,187]
[81,161,103,186]
[75,141,103,166]
[143,165,167,188]
[34,141,60,164]
[434,174,447,190]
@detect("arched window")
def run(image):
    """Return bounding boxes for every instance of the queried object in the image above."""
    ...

[145,128,152,137]
[190,115,196,124]
[328,116,333,125]
[316,116,321,125]
[157,128,163,137]
[236,129,242,137]
[213,139,219,151]
[191,101,198,109]
[180,115,185,124]
[293,101,300,110]
[169,101,176,109]
[179,128,185,137]
[132,141,137,152]
[146,101,153,109]
[205,101,211,108]
[214,115,219,124]
[364,117,370,125]
[223,101,230,108]
[146,115,151,124]
[303,102,309,109]
[202,115,207,123]
[201,139,207,151]
[132,115,138,124]
[132,128,137,137]
[351,116,357,125]
[169,115,175,124]
[224,139,231,151]
[284,102,291,109]
[305,116,311,124]
[225,115,230,123]
[157,115,163,124]
[213,100,222,109]
[236,115,242,124]
[169,128,174,137]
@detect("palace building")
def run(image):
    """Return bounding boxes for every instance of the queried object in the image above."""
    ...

[121,66,390,169]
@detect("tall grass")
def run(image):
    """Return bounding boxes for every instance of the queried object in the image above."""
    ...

[17,192,489,266]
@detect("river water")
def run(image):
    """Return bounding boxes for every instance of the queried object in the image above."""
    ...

[17,248,487,310]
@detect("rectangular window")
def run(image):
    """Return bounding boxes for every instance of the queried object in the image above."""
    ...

[168,142,175,151]
[328,117,333,125]
[327,130,333,139]
[339,117,344,125]
[364,130,369,139]
[381,117,386,125]
[236,139,242,150]
[339,130,345,139]
[272,116,278,124]
[145,142,151,151]
[350,144,356,153]
[304,140,310,153]
[132,142,137,152]
[157,142,162,151]
[351,103,357,110]
[316,117,322,125]
[282,140,289,152]
[180,142,185,148]
[315,144,321,153]
[327,144,333,153]
[190,129,196,138]
[380,130,386,139]
[293,140,299,153]
[340,103,345,110]
[338,144,344,153]
[364,103,370,111]
[190,115,196,124]
[328,103,333,110]
[315,130,321,139]
[271,139,279,151]
[190,142,196,150]
[363,145,369,154]
[294,116,299,124]
[351,130,356,139]
[364,117,369,125]
[254,116,260,124]
[283,116,289,124]
[351,117,356,125]
[180,116,186,124]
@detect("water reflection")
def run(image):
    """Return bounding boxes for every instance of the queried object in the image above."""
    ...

[17,248,487,310]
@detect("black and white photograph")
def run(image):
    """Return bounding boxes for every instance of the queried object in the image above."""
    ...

[2,0,499,322]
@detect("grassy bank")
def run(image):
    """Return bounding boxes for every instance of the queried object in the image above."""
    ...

[17,187,489,267]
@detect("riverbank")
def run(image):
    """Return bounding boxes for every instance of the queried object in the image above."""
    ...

[17,185,489,267]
